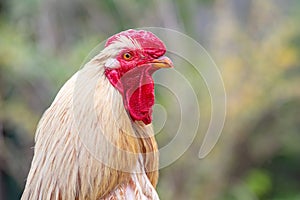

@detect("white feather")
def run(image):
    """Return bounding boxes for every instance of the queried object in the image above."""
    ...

[104,58,120,69]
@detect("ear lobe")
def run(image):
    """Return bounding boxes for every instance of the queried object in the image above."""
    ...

[105,58,120,69]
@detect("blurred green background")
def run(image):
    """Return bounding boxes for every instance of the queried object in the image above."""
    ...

[0,0,300,199]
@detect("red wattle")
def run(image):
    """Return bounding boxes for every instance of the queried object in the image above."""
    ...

[126,82,154,124]
[121,65,157,125]
[106,65,157,125]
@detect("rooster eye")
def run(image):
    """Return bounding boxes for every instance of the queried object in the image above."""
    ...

[122,52,133,60]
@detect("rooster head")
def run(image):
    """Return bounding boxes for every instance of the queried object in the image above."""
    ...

[103,29,173,125]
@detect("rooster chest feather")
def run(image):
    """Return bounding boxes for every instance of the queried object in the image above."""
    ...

[104,154,159,200]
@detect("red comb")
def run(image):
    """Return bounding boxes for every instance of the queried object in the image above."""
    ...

[105,29,166,57]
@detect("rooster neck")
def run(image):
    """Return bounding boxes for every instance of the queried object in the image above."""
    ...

[132,122,159,188]
[22,59,159,200]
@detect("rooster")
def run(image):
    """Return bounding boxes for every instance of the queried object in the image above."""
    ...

[21,29,173,200]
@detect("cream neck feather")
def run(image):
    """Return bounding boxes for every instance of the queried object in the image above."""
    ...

[21,55,159,200]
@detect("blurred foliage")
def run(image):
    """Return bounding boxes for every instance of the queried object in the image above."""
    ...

[0,0,300,199]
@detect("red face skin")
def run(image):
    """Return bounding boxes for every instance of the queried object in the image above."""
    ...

[104,30,169,124]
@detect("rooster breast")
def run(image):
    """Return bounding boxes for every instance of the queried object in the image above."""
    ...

[103,154,159,200]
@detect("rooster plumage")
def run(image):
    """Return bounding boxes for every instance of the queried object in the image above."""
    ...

[21,29,173,200]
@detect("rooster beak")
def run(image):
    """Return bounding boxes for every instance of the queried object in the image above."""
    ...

[150,56,174,68]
